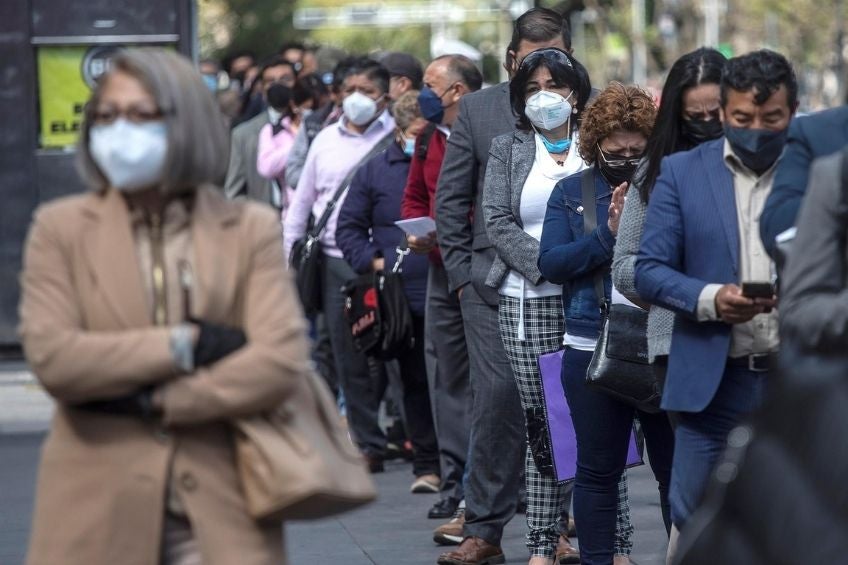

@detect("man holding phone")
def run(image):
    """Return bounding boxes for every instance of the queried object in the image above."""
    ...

[634,50,796,533]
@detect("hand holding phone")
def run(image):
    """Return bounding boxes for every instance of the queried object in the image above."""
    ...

[741,281,775,299]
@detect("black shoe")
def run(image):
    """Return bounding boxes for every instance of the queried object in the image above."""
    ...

[428,496,459,519]
[364,453,385,473]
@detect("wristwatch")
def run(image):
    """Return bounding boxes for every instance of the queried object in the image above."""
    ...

[169,323,195,373]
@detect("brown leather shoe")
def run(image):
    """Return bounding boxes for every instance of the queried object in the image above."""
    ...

[556,534,581,564]
[436,536,505,565]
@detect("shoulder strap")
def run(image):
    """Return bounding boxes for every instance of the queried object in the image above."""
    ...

[416,122,438,160]
[580,167,606,312]
[310,132,395,237]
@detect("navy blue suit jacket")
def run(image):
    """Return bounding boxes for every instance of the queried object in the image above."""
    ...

[759,106,848,256]
[635,139,737,412]
[336,143,429,315]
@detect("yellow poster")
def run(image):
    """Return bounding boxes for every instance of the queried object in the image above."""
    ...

[37,44,174,149]
[37,46,91,149]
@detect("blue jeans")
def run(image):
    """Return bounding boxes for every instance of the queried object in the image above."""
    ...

[561,347,675,565]
[669,364,767,527]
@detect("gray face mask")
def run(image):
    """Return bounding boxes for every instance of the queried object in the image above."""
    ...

[89,119,168,191]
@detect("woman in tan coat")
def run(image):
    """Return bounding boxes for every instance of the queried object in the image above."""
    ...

[19,48,311,565]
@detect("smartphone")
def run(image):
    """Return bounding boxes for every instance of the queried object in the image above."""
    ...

[741,281,774,298]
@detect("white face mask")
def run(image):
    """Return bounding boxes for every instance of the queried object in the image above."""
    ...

[524,90,573,131]
[343,91,379,126]
[89,119,168,191]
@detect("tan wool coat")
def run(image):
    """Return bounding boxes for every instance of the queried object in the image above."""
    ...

[19,187,311,565]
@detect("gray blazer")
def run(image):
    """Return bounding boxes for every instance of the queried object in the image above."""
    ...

[611,175,675,361]
[435,82,516,305]
[223,112,273,205]
[482,129,544,289]
[780,150,848,351]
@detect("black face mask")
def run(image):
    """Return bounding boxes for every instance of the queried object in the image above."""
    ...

[682,117,724,145]
[598,150,641,187]
[724,125,788,175]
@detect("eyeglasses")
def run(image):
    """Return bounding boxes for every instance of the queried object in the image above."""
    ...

[91,106,165,125]
[598,145,642,168]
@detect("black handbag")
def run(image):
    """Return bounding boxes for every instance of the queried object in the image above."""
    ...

[343,241,415,360]
[289,133,394,315]
[579,168,662,413]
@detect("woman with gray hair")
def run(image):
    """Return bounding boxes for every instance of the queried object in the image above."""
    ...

[19,48,311,564]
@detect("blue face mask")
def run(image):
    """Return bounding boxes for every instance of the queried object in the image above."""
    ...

[202,73,218,93]
[418,84,457,124]
[403,137,416,157]
[539,133,572,154]
[724,125,788,174]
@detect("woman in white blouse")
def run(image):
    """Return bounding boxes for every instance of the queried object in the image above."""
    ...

[482,48,633,565]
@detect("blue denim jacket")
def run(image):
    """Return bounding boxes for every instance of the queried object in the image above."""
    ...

[538,166,615,340]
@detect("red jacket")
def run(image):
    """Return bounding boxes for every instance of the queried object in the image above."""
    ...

[401,126,447,264]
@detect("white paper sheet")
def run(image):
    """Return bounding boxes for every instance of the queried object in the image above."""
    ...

[394,217,437,238]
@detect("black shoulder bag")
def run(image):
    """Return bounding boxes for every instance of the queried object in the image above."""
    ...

[343,237,415,360]
[289,132,394,315]
[581,167,662,413]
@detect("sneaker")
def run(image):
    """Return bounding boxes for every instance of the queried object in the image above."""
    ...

[411,473,440,493]
[433,507,465,546]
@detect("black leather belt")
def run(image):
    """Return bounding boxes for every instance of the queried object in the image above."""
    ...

[726,353,771,372]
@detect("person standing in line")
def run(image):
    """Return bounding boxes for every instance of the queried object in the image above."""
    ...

[19,48,312,565]
[538,82,673,565]
[483,47,590,565]
[399,53,482,529]
[610,47,726,560]
[336,90,441,494]
[285,58,352,192]
[635,49,797,532]
[435,8,634,565]
[759,103,848,258]
[223,57,297,205]
[284,57,396,471]
[379,51,424,100]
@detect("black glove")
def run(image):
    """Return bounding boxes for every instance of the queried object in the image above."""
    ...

[74,387,158,419]
[191,318,247,367]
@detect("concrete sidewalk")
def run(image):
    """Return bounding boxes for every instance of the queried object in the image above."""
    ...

[0,363,52,434]
[288,459,668,564]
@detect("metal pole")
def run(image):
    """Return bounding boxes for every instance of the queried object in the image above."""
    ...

[631,0,647,84]
[704,0,719,46]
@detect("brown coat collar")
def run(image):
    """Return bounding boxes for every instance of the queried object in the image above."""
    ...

[79,187,242,327]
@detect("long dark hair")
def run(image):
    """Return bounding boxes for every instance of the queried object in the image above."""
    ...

[636,48,726,202]
[509,48,591,133]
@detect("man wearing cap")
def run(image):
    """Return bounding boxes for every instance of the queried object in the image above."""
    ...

[380,51,424,100]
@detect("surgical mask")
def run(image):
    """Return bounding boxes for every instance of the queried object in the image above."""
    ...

[682,117,723,145]
[537,132,572,154]
[418,85,452,124]
[403,137,416,157]
[89,119,168,191]
[202,73,218,93]
[343,91,379,126]
[724,125,788,174]
[524,91,572,131]
[597,149,641,187]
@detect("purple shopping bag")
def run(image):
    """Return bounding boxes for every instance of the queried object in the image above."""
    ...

[538,349,643,483]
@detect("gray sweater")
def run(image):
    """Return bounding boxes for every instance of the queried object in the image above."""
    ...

[611,182,675,361]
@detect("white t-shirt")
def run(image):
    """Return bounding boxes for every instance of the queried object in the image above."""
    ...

[500,133,587,299]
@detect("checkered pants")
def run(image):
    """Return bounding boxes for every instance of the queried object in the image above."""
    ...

[499,295,634,558]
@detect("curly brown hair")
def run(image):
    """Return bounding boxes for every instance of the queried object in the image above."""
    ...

[578,82,657,165]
